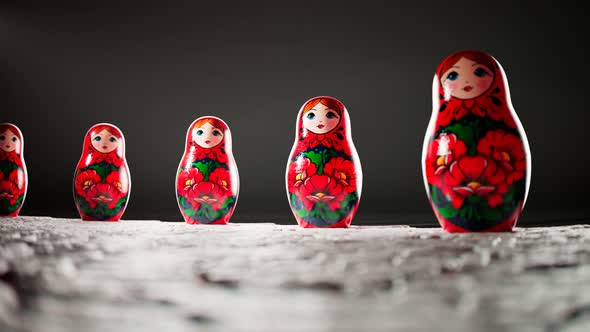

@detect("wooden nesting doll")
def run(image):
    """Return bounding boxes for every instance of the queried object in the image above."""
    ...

[422,50,531,232]
[286,96,362,228]
[0,123,27,217]
[176,116,239,224]
[73,123,131,221]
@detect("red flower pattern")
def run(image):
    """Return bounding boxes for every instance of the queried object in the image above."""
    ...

[0,180,19,205]
[477,130,526,184]
[299,132,344,151]
[191,146,228,163]
[177,168,203,194]
[8,169,25,190]
[88,149,123,167]
[75,170,101,197]
[209,168,232,194]
[0,151,23,167]
[425,133,468,186]
[86,183,121,209]
[298,175,344,210]
[443,156,508,209]
[287,158,317,192]
[323,157,357,193]
[187,182,224,210]
[436,90,516,129]
[106,171,129,194]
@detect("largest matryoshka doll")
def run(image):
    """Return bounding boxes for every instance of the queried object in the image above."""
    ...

[0,123,27,217]
[73,123,131,221]
[286,96,362,228]
[176,116,239,224]
[422,50,531,232]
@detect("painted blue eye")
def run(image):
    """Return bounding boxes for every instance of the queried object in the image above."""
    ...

[0,135,4,141]
[109,137,116,143]
[306,112,315,120]
[196,130,204,136]
[447,71,459,81]
[326,111,337,119]
[94,136,102,142]
[474,67,488,77]
[12,137,17,142]
[213,130,221,137]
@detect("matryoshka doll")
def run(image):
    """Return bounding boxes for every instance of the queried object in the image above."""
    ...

[73,123,131,221]
[176,116,239,224]
[0,123,27,217]
[422,50,531,232]
[286,96,362,228]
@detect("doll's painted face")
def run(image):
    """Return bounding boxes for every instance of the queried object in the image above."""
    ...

[192,122,224,148]
[440,57,494,100]
[302,102,341,134]
[91,129,119,154]
[0,130,21,153]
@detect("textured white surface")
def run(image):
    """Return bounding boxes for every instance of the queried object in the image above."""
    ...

[1,217,590,332]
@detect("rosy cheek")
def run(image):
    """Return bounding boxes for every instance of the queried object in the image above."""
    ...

[447,82,459,93]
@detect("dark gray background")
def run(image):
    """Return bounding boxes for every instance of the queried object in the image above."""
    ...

[1,2,587,225]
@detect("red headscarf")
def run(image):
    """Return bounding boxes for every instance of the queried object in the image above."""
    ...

[182,116,232,164]
[434,50,517,129]
[81,123,126,167]
[0,123,24,167]
[292,96,354,155]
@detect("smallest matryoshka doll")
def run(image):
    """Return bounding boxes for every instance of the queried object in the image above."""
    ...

[73,123,131,221]
[176,116,239,224]
[0,123,27,217]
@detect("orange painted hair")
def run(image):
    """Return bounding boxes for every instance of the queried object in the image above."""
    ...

[302,97,344,115]
[192,117,228,132]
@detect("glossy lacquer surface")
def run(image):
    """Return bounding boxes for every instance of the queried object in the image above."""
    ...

[0,123,27,217]
[286,96,362,228]
[73,123,131,221]
[176,116,239,224]
[422,50,531,232]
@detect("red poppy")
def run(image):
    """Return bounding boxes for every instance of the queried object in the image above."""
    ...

[0,180,19,205]
[323,157,357,193]
[477,130,526,184]
[177,168,204,194]
[75,170,101,197]
[425,133,468,186]
[86,183,121,209]
[209,168,232,194]
[298,175,344,210]
[187,182,224,210]
[0,172,3,181]
[8,169,25,190]
[287,158,317,192]
[443,156,508,209]
[106,171,129,194]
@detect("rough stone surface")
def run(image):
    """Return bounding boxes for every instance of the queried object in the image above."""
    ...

[1,217,589,332]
